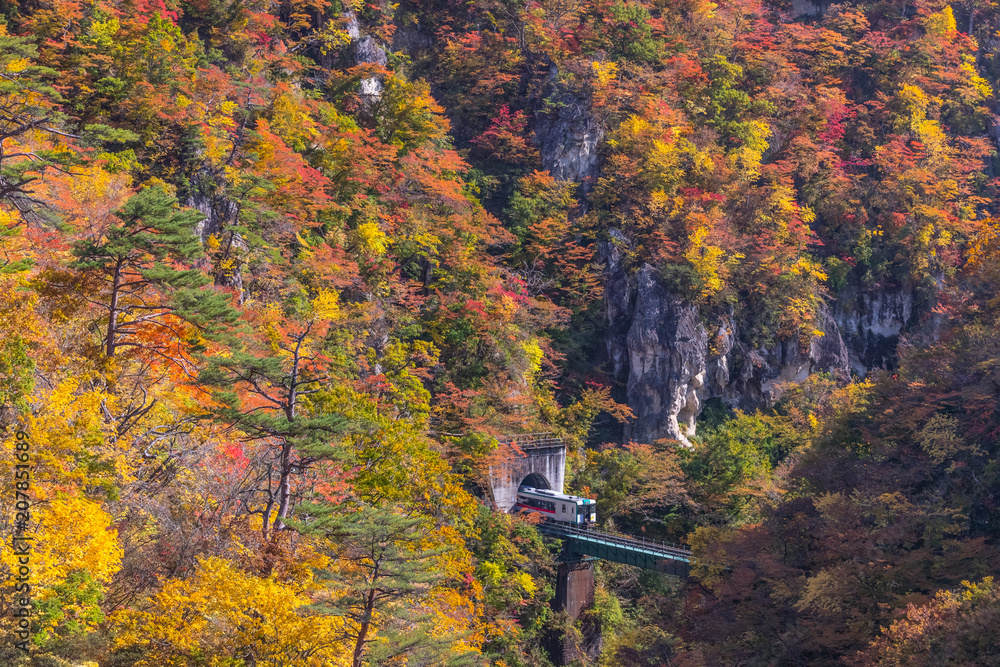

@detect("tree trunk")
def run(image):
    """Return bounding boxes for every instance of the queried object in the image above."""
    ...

[105,259,123,357]
[352,587,377,667]
[272,438,293,534]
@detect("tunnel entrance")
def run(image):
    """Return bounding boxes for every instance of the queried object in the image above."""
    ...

[520,473,550,490]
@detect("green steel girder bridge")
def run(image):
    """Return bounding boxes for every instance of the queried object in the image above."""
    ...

[538,520,693,577]
[443,428,694,632]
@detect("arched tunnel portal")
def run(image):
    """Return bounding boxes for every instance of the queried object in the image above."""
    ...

[488,440,566,511]
[520,472,551,490]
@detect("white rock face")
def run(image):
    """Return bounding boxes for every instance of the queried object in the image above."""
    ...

[534,71,603,184]
[603,235,853,444]
[833,287,914,375]
[344,9,388,101]
[622,265,709,446]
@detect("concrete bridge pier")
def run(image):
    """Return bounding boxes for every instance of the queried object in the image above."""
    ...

[553,558,595,665]
[555,559,595,619]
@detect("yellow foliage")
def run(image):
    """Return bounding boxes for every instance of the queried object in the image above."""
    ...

[0,492,121,642]
[684,224,728,298]
[960,54,993,99]
[3,376,127,493]
[778,296,821,343]
[6,495,123,586]
[729,119,771,179]
[966,217,1000,271]
[916,413,981,465]
[68,163,131,207]
[913,117,948,154]
[924,5,957,37]
[591,60,619,87]
[0,208,19,227]
[269,91,321,148]
[611,113,707,194]
[311,288,341,320]
[5,57,29,73]
[354,220,388,256]
[898,84,949,155]
[426,586,483,656]
[691,0,718,19]
[788,256,828,282]
[260,301,288,353]
[88,17,121,47]
[112,556,353,667]
[521,339,544,381]
[319,25,353,55]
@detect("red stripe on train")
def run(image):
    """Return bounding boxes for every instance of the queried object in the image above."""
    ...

[514,503,556,514]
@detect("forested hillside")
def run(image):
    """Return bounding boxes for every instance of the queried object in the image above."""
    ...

[2,0,1000,663]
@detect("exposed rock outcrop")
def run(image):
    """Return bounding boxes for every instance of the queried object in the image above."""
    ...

[603,229,633,381]
[344,9,388,101]
[624,265,709,446]
[186,173,246,299]
[833,286,914,375]
[534,72,603,184]
[391,22,432,53]
[604,235,853,445]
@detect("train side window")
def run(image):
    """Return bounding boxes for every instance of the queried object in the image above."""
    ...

[562,505,566,513]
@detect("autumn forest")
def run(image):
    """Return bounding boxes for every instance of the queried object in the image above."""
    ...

[2,0,1000,663]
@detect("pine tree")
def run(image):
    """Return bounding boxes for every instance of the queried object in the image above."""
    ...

[0,31,76,212]
[195,304,352,541]
[70,185,237,358]
[293,503,477,667]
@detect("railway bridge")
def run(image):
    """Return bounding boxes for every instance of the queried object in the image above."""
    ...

[441,432,694,629]
[538,520,691,617]
[469,432,694,663]
[480,433,693,579]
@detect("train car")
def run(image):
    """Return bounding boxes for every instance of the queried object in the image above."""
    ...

[513,486,597,526]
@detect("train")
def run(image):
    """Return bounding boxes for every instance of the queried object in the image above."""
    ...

[513,486,597,526]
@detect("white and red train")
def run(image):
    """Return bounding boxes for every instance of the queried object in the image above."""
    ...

[513,486,597,526]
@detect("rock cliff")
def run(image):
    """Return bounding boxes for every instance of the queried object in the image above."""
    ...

[530,90,913,444]
[534,72,603,184]
[344,9,388,101]
[623,264,709,446]
[602,235,905,445]
[187,172,246,299]
[833,286,915,375]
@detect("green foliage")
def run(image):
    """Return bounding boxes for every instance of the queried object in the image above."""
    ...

[469,507,559,663]
[0,31,74,208]
[296,504,478,667]
[34,570,105,647]
[0,332,32,409]
[70,185,237,356]
[5,0,1000,662]
[607,2,661,63]
[683,410,801,523]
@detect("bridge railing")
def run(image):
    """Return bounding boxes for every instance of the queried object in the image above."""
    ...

[496,433,564,449]
[539,521,693,560]
[429,431,565,450]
